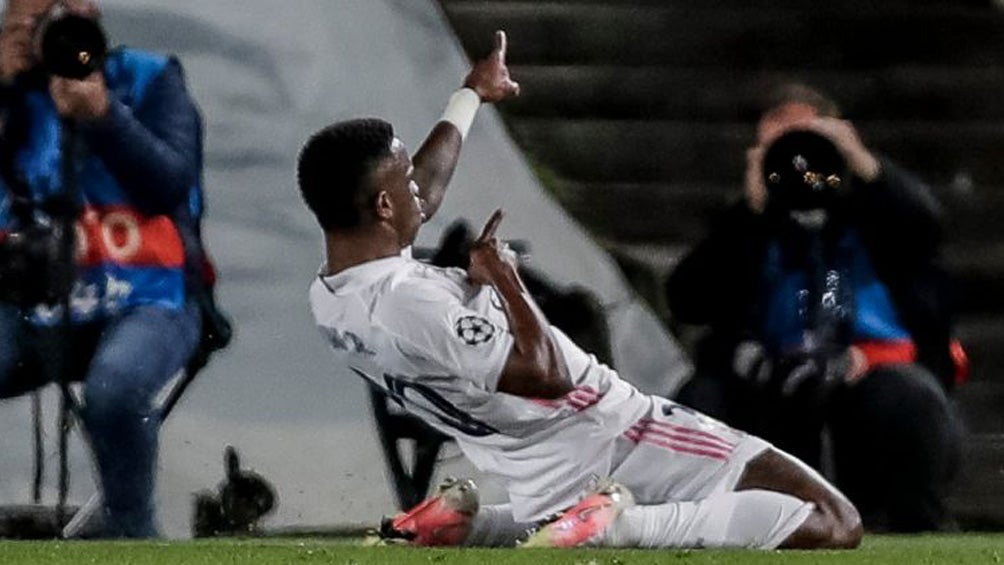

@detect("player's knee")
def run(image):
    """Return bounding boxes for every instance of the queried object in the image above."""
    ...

[743,448,862,549]
[816,493,863,549]
[778,476,862,550]
[831,507,863,549]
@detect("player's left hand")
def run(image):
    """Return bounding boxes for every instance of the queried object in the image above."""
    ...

[743,144,768,214]
[468,208,519,286]
[50,72,110,121]
[464,30,520,104]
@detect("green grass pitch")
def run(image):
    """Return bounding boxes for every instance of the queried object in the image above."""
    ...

[0,534,1001,564]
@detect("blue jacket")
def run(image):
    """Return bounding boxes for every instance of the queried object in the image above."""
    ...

[0,48,207,323]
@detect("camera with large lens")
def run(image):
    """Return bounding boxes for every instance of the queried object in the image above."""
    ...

[0,222,65,307]
[38,9,108,79]
[762,130,848,216]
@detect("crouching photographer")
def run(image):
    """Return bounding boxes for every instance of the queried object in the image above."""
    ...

[0,0,228,538]
[665,83,965,532]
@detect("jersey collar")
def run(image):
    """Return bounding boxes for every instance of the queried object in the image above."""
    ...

[317,248,413,294]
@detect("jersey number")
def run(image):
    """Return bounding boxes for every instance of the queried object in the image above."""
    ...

[351,368,498,437]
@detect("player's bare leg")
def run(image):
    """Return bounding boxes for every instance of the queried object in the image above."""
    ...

[736,448,863,549]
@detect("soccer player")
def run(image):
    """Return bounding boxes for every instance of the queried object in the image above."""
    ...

[297,31,862,550]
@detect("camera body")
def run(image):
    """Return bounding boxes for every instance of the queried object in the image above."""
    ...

[0,222,67,307]
[762,129,848,215]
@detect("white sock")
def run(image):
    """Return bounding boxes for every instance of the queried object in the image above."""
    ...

[463,503,533,547]
[602,490,814,549]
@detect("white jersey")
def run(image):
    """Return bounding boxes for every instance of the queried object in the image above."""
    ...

[309,254,651,521]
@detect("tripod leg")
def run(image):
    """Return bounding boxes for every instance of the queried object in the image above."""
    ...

[61,492,100,539]
[57,385,74,529]
[31,391,44,504]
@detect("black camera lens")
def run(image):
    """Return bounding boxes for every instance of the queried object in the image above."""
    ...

[762,130,848,212]
[40,13,107,80]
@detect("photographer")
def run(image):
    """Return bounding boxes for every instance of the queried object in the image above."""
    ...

[665,83,963,532]
[0,0,216,538]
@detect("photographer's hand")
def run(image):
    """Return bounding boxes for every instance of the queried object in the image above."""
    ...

[0,15,35,83]
[844,345,869,385]
[807,118,881,183]
[744,145,767,214]
[50,72,109,121]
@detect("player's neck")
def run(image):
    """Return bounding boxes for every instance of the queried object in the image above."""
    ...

[323,228,403,276]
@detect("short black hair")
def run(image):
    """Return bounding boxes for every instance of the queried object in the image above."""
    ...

[759,82,841,119]
[297,118,395,231]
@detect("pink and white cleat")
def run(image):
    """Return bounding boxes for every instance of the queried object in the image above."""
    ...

[379,477,480,546]
[521,480,634,548]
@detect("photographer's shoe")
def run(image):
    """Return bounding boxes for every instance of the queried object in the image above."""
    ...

[379,477,479,546]
[521,479,633,548]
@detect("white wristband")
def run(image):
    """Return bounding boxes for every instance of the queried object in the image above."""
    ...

[440,87,481,140]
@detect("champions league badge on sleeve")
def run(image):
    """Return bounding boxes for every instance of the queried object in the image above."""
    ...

[455,315,496,345]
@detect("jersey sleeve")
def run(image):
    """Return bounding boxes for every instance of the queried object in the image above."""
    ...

[374,281,513,391]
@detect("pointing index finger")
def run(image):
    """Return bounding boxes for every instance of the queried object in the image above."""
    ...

[494,30,507,63]
[478,208,504,242]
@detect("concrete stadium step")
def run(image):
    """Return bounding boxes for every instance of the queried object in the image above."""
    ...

[955,313,1004,373]
[512,119,1004,185]
[444,0,983,8]
[954,317,1004,434]
[442,1,1004,68]
[948,242,1004,315]
[503,65,1004,121]
[948,433,1004,529]
[956,379,1004,436]
[551,179,1004,249]
[551,181,731,243]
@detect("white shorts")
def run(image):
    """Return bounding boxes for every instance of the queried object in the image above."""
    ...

[610,396,772,505]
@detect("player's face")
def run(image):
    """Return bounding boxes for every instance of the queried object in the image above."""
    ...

[375,138,425,246]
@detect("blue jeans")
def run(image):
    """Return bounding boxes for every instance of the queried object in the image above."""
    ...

[0,301,201,538]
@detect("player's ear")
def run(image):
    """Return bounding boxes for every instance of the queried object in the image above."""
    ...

[374,190,394,221]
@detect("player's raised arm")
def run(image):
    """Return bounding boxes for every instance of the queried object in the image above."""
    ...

[412,30,520,222]
[467,209,572,399]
